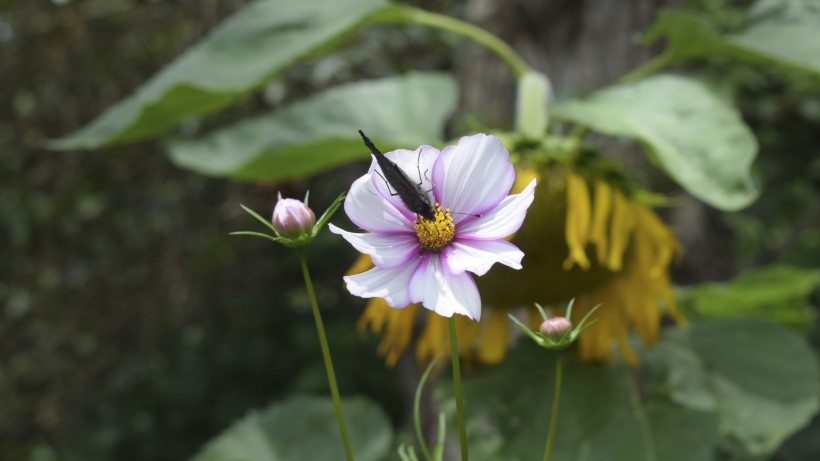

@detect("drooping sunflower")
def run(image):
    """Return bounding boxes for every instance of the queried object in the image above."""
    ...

[351,149,685,367]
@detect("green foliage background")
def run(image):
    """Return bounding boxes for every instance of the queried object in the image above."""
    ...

[0,1,448,459]
[1,0,819,460]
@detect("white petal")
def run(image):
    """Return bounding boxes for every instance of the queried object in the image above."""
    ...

[443,239,524,276]
[329,224,419,268]
[431,134,514,223]
[343,259,422,308]
[408,255,482,320]
[345,173,413,233]
[457,179,537,240]
[370,146,439,219]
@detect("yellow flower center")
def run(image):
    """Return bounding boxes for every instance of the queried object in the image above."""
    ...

[414,203,455,252]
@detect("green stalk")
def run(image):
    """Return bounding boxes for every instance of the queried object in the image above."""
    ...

[299,250,355,461]
[414,357,442,461]
[371,5,530,78]
[543,353,563,461]
[448,316,469,461]
[618,53,674,83]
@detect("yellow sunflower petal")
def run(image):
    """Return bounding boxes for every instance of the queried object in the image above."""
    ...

[574,295,611,362]
[659,274,687,326]
[477,308,511,364]
[416,314,449,364]
[346,253,374,276]
[563,172,592,270]
[358,297,388,336]
[606,190,636,272]
[589,180,613,265]
[455,315,481,357]
[358,298,420,367]
[512,167,541,194]
[527,307,543,330]
[616,334,640,367]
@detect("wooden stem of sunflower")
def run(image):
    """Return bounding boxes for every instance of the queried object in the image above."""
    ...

[543,353,564,461]
[299,250,355,461]
[448,316,470,461]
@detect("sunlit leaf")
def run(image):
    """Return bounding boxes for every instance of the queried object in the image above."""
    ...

[189,395,392,461]
[51,0,387,149]
[166,73,458,181]
[552,75,758,211]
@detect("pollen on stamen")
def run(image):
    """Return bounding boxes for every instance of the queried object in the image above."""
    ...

[414,203,455,252]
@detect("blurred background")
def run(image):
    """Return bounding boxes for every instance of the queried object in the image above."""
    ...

[1,0,818,460]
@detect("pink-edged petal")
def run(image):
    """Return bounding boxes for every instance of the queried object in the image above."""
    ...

[345,173,413,233]
[329,224,418,268]
[408,255,482,320]
[343,258,422,308]
[457,179,537,240]
[369,146,439,220]
[431,134,514,223]
[443,239,524,276]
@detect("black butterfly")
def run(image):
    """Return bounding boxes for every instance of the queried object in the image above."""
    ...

[358,130,436,222]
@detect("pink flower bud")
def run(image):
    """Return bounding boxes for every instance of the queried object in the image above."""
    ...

[272,198,315,238]
[539,317,572,339]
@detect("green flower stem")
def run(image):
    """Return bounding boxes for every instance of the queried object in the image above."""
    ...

[372,5,530,78]
[448,316,469,461]
[618,53,674,83]
[543,353,563,461]
[299,250,355,461]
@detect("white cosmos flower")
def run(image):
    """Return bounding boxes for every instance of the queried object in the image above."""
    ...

[330,133,536,321]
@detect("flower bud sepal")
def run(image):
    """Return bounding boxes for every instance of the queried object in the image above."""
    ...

[508,299,600,351]
[232,191,345,249]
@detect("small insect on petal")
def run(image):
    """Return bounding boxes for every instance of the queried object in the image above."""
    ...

[358,130,436,221]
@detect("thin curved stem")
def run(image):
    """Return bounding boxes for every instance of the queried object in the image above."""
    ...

[448,316,469,461]
[371,5,530,78]
[543,353,563,461]
[618,53,674,83]
[299,251,355,461]
[414,356,443,461]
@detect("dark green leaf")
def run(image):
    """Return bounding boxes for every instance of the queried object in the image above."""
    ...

[189,395,392,461]
[455,316,817,460]
[166,73,458,181]
[450,343,715,461]
[552,75,758,210]
[645,403,719,461]
[52,0,387,149]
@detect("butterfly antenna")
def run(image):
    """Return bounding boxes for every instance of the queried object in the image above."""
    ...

[358,130,381,157]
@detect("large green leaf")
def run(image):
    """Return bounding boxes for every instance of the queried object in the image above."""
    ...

[646,404,720,461]
[645,1,820,77]
[678,265,820,330]
[190,395,392,461]
[731,0,820,75]
[166,73,458,181]
[552,74,758,211]
[687,319,819,457]
[51,0,387,149]
[453,317,817,460]
[644,319,819,458]
[450,343,718,461]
